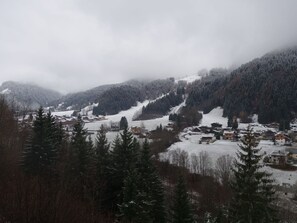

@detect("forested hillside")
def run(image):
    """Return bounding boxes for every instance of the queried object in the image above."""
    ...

[93,85,145,115]
[53,78,175,110]
[136,91,184,120]
[187,48,297,124]
[0,81,62,109]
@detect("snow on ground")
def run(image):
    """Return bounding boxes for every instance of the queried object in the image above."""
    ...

[200,107,227,127]
[0,88,11,94]
[52,110,75,117]
[161,132,297,185]
[169,100,186,114]
[176,74,202,83]
[85,100,171,133]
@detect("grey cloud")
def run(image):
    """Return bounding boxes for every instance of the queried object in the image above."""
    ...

[1,0,297,93]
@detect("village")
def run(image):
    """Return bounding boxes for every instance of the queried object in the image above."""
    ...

[18,104,297,171]
[180,121,297,168]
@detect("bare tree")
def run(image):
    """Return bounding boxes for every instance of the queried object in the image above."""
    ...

[190,153,199,174]
[170,148,190,169]
[215,154,234,185]
[198,151,212,176]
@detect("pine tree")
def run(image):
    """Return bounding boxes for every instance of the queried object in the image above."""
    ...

[94,125,110,207]
[172,175,194,223]
[108,127,138,210]
[120,116,128,130]
[118,169,150,223]
[22,107,60,176]
[229,128,278,223]
[70,115,91,191]
[137,139,167,223]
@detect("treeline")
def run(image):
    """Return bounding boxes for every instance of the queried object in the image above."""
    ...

[54,78,175,110]
[92,79,176,116]
[93,85,145,115]
[186,48,297,124]
[136,91,184,120]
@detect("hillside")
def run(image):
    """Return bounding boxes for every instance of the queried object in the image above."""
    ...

[53,78,175,110]
[186,48,297,124]
[0,81,62,110]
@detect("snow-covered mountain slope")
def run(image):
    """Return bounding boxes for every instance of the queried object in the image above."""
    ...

[0,81,62,109]
[176,74,202,83]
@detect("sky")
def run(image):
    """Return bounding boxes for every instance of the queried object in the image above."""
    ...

[1,0,297,94]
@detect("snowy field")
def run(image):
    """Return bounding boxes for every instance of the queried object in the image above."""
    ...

[84,100,171,133]
[83,103,297,186]
[161,108,297,186]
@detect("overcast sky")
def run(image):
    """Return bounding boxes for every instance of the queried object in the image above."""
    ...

[1,0,297,93]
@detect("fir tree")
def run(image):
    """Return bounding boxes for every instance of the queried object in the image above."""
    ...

[22,107,60,176]
[137,139,167,223]
[229,128,278,223]
[172,175,194,223]
[120,116,128,130]
[70,115,91,190]
[94,125,110,207]
[118,169,150,223]
[108,127,138,210]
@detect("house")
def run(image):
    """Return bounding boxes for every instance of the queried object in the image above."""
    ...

[199,134,215,144]
[262,130,275,141]
[286,148,297,164]
[130,126,143,135]
[199,126,212,134]
[275,132,291,145]
[269,151,288,166]
[223,130,234,140]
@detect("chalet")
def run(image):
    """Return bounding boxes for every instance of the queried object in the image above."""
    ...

[269,150,287,166]
[130,126,143,135]
[199,126,212,134]
[286,148,297,164]
[223,130,234,140]
[211,122,223,130]
[275,132,291,145]
[199,134,215,144]
[262,130,275,141]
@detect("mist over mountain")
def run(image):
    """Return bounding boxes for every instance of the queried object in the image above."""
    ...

[186,47,297,124]
[0,81,62,110]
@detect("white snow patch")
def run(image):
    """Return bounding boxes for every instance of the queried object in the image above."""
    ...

[176,74,202,83]
[169,100,186,115]
[52,110,74,117]
[200,107,227,127]
[0,88,11,94]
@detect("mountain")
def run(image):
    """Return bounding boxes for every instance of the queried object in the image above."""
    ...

[0,81,62,110]
[186,48,297,124]
[55,78,175,110]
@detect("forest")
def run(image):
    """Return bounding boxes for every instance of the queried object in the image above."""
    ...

[186,48,297,124]
[136,91,184,120]
[0,96,289,222]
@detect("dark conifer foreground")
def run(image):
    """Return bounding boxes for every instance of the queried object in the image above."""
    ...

[229,128,278,223]
[171,175,194,223]
[22,107,60,176]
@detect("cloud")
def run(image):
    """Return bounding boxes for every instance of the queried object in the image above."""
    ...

[1,0,297,93]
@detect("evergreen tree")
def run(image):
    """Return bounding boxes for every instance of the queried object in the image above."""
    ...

[22,107,60,176]
[120,116,129,130]
[229,128,278,223]
[137,139,167,223]
[70,115,91,190]
[94,125,110,207]
[118,169,150,223]
[172,175,194,223]
[118,139,166,223]
[108,127,138,210]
